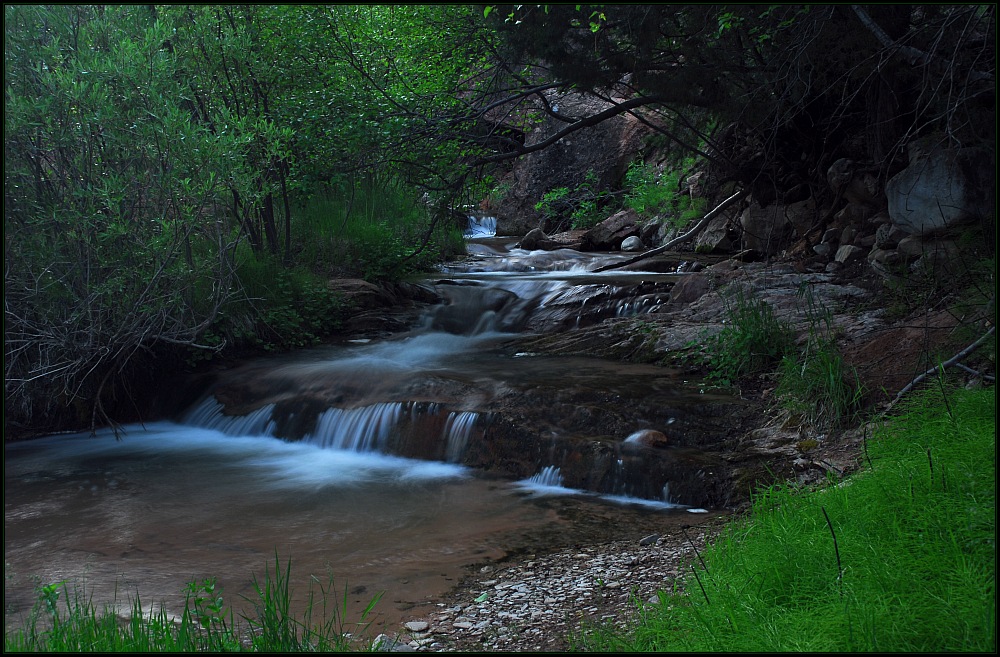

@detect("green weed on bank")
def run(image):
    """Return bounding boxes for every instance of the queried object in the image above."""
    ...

[576,385,996,652]
[5,555,382,653]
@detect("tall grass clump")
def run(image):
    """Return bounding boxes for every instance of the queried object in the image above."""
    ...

[694,287,795,386]
[576,385,995,652]
[4,555,382,652]
[777,285,864,428]
[242,554,383,651]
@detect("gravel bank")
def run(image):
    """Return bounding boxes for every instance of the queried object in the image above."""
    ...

[378,514,730,652]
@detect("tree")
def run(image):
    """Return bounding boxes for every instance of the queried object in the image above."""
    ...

[3,4,498,432]
[4,5,243,431]
[472,4,994,203]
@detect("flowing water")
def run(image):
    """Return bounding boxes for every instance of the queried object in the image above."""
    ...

[4,219,732,635]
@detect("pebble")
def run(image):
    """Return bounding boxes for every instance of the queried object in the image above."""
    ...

[397,527,718,652]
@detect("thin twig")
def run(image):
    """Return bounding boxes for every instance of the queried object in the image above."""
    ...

[821,506,844,597]
[681,525,710,574]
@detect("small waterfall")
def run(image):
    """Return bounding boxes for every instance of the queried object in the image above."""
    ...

[527,465,564,487]
[443,411,479,463]
[184,396,486,464]
[661,482,675,505]
[307,402,405,452]
[183,398,276,436]
[464,215,497,238]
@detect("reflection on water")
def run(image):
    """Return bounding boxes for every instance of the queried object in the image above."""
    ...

[3,422,724,633]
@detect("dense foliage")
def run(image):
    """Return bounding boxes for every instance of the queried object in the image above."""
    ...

[4,5,489,432]
[484,4,995,203]
[5,4,995,433]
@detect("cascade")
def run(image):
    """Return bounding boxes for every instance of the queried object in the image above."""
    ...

[5,226,737,638]
[464,215,497,238]
[308,402,406,451]
[526,465,564,487]
[661,482,675,505]
[183,398,276,436]
[173,237,729,508]
[443,411,480,463]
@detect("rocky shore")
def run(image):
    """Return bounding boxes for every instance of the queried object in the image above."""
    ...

[367,245,989,653]
[381,513,729,652]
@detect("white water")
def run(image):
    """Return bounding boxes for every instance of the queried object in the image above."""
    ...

[463,215,497,238]
[309,403,406,452]
[443,411,480,463]
[515,465,690,511]
[5,226,727,632]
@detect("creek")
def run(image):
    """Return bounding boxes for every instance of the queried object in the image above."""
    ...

[3,218,735,634]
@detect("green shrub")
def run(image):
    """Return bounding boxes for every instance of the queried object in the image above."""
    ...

[624,161,674,216]
[199,252,349,356]
[294,179,454,281]
[535,170,613,230]
[624,159,707,227]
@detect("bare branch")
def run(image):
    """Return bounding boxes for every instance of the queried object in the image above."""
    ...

[885,326,996,412]
[592,189,748,273]
[851,5,994,83]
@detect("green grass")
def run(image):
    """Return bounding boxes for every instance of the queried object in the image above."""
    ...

[575,385,996,652]
[5,554,382,652]
[693,287,796,386]
[776,285,864,428]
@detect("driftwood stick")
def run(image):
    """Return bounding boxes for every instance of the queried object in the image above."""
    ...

[953,362,995,381]
[592,188,747,273]
[886,326,996,411]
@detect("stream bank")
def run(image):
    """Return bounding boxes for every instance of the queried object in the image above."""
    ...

[371,232,990,651]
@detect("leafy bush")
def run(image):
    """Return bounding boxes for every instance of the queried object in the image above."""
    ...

[624,160,707,227]
[624,161,674,216]
[535,170,613,230]
[295,180,462,281]
[203,253,349,356]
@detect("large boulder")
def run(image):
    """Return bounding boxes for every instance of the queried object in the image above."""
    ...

[518,227,560,251]
[580,209,640,251]
[740,201,794,256]
[886,146,993,236]
[489,91,654,236]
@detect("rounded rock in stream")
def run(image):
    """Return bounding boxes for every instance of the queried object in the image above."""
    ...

[622,429,671,451]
